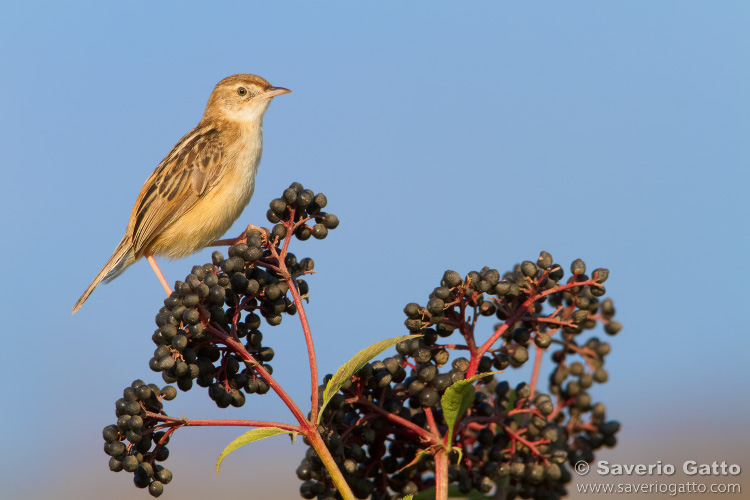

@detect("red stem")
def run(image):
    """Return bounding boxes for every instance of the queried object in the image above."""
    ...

[206,324,309,427]
[529,346,543,399]
[146,413,302,433]
[266,216,320,421]
[358,400,440,446]
[459,299,477,354]
[286,270,319,420]
[527,316,575,328]
[434,447,449,500]
[507,408,546,420]
[203,219,356,499]
[502,424,550,465]
[467,279,602,376]
[424,407,442,442]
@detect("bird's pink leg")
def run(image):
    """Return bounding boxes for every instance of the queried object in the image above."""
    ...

[146,254,172,296]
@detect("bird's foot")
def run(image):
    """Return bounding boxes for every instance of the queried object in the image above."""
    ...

[244,224,270,247]
[209,224,269,248]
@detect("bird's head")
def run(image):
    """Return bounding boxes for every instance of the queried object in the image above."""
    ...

[203,74,290,123]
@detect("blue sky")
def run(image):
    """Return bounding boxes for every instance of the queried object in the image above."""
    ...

[1,2,748,499]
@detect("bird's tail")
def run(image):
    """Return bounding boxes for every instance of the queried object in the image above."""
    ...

[72,236,137,314]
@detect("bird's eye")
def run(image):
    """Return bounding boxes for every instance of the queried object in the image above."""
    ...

[237,87,247,96]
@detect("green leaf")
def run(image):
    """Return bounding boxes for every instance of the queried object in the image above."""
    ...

[401,496,414,500]
[317,334,421,424]
[216,427,296,475]
[442,372,501,444]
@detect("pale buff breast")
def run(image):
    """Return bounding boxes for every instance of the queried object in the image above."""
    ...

[148,127,264,259]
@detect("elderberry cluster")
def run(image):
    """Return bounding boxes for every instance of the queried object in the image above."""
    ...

[300,252,622,500]
[147,182,335,408]
[104,182,338,496]
[102,379,176,497]
[148,250,297,407]
[267,182,339,242]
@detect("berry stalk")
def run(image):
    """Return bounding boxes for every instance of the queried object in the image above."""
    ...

[206,323,309,427]
[273,238,320,421]
[434,447,449,500]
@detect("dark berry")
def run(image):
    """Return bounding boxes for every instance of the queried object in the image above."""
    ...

[322,214,339,229]
[426,297,444,315]
[271,224,287,240]
[512,328,531,344]
[171,334,188,351]
[264,284,282,301]
[417,364,437,382]
[154,465,172,484]
[102,425,120,443]
[419,387,439,407]
[161,386,177,400]
[313,193,327,209]
[121,454,139,472]
[537,251,553,269]
[108,456,123,472]
[283,187,298,204]
[511,346,529,365]
[295,225,312,240]
[403,303,420,318]
[548,265,564,281]
[571,259,586,275]
[494,281,511,296]
[593,268,609,283]
[270,198,287,215]
[148,481,164,497]
[451,357,469,372]
[604,321,622,335]
[534,332,551,348]
[296,190,313,208]
[413,348,432,363]
[312,224,328,239]
[442,270,462,287]
[521,261,538,277]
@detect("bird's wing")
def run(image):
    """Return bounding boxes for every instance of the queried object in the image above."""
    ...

[129,125,225,255]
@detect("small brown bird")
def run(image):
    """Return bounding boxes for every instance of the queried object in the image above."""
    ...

[73,74,290,314]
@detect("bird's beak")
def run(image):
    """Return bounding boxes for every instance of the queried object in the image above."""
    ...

[263,86,291,98]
